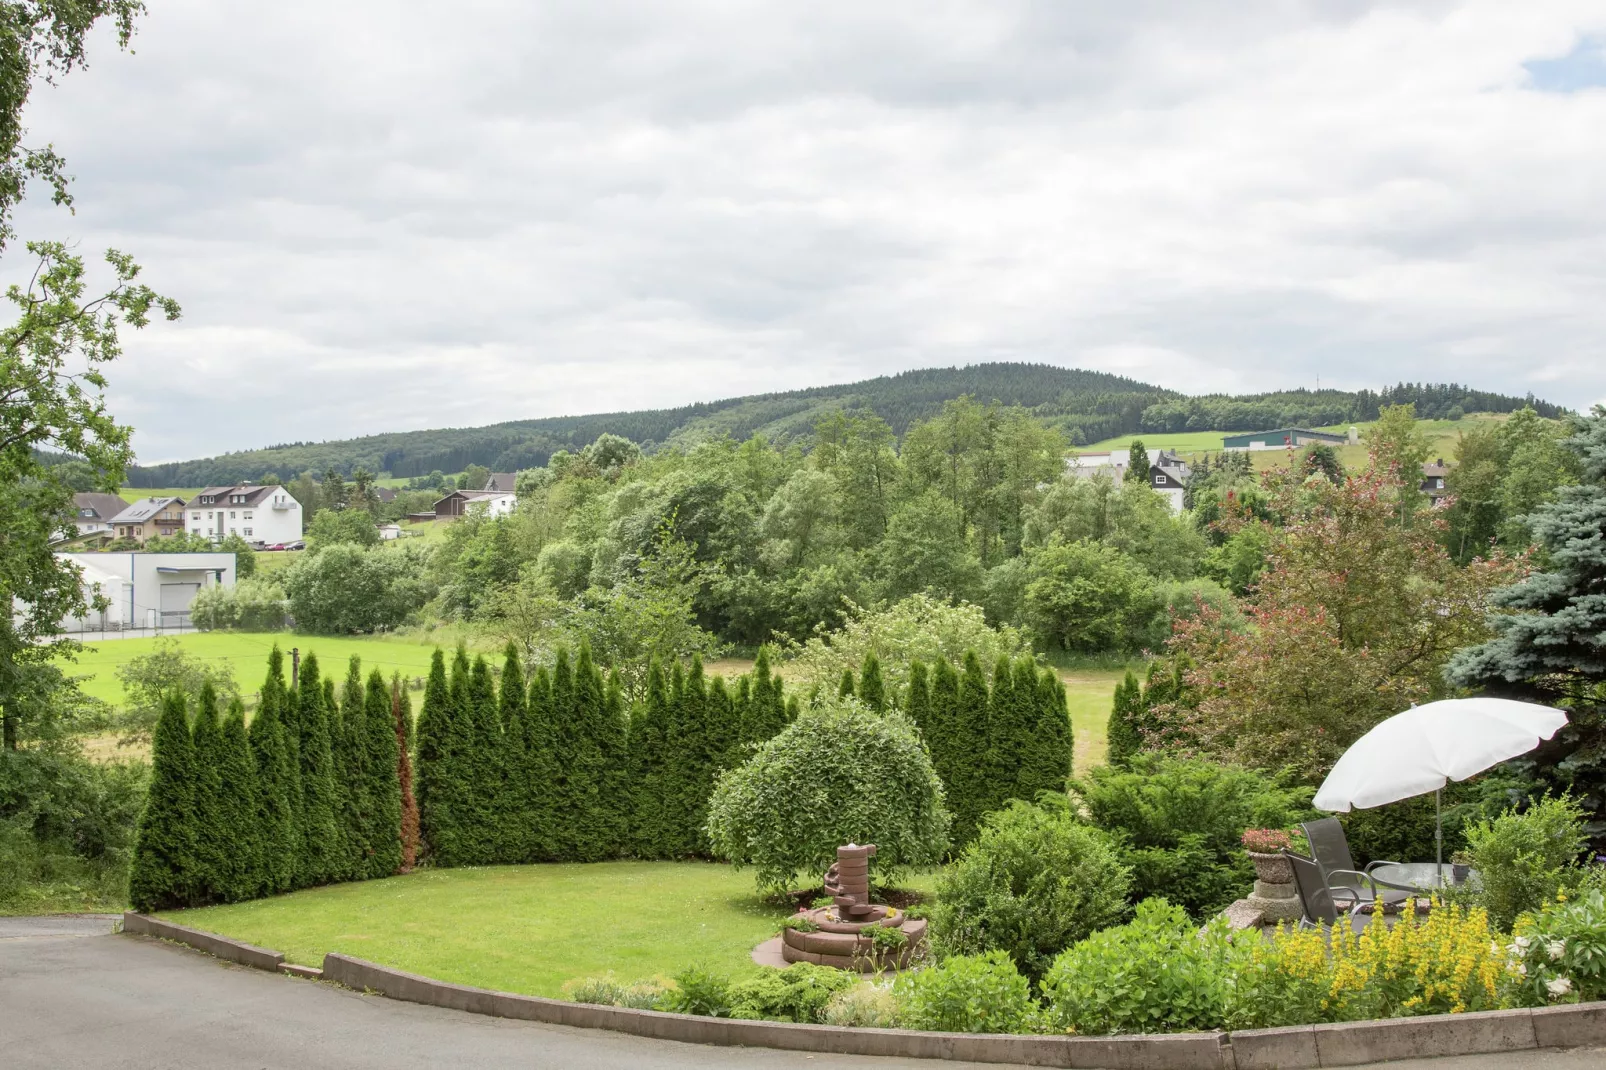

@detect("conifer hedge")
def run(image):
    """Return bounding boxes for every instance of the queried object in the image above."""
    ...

[129,637,1070,911]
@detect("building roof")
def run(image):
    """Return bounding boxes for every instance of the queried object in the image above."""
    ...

[1421,459,1449,478]
[485,472,517,492]
[1223,427,1347,443]
[73,492,129,522]
[372,486,398,502]
[188,485,279,508]
[110,496,185,524]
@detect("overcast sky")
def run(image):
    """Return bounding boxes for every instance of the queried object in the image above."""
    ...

[13,1,1606,462]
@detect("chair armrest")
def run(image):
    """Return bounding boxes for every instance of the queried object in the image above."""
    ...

[1363,859,1404,874]
[1325,868,1381,899]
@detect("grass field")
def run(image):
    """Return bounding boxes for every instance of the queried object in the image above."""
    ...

[117,487,202,503]
[59,630,468,707]
[162,862,928,995]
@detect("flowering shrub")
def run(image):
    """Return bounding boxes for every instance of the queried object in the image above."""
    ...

[894,950,1037,1034]
[1324,903,1505,1018]
[1241,828,1292,853]
[1504,887,1606,1006]
[823,980,902,1027]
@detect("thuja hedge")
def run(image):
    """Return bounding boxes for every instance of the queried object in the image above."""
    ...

[131,643,1072,910]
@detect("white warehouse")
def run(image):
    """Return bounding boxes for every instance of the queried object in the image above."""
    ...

[185,484,303,545]
[58,551,237,632]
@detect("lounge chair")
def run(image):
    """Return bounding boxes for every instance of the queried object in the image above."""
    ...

[1300,818,1412,913]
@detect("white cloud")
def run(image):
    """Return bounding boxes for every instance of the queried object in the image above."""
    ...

[9,0,1606,461]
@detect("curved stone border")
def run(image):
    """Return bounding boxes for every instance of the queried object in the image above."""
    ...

[123,914,1605,1068]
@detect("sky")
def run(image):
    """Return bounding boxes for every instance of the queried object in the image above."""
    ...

[12,1,1606,463]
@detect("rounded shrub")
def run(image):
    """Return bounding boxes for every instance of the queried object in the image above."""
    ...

[894,950,1036,1034]
[931,799,1131,983]
[705,698,950,890]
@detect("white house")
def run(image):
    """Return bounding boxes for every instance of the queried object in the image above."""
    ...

[377,523,402,540]
[1066,448,1191,514]
[57,551,236,632]
[432,488,517,519]
[185,484,303,545]
[68,492,131,542]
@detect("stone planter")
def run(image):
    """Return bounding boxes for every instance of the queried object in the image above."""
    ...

[1246,850,1294,884]
[1244,850,1301,923]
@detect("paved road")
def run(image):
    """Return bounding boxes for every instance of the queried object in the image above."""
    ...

[3,917,1602,1070]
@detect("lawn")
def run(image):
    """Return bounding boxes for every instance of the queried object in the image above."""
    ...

[59,630,463,707]
[163,862,855,996]
[1058,668,1122,776]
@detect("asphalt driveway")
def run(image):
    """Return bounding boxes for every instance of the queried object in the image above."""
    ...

[2,916,1601,1070]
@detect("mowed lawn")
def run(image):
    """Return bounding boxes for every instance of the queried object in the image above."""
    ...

[59,631,458,707]
[165,862,807,996]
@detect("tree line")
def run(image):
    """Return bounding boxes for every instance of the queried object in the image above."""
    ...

[128,642,1073,910]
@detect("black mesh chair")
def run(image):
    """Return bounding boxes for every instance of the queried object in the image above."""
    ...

[1286,850,1352,928]
[1301,818,1412,913]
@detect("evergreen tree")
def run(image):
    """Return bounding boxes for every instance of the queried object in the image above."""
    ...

[248,648,298,894]
[559,644,610,861]
[980,655,1029,817]
[331,657,370,881]
[522,664,558,861]
[693,674,738,854]
[739,646,788,744]
[926,658,959,800]
[905,659,933,741]
[667,657,709,856]
[859,653,887,712]
[414,649,450,861]
[217,698,266,900]
[950,652,992,848]
[465,656,501,864]
[600,669,631,857]
[629,658,674,858]
[1105,670,1144,766]
[496,644,528,863]
[838,669,857,699]
[422,648,476,866]
[1019,663,1072,801]
[393,676,420,873]
[1449,409,1606,817]
[189,683,228,904]
[363,669,403,878]
[293,654,341,886]
[548,649,578,860]
[1125,439,1152,485]
[129,692,198,912]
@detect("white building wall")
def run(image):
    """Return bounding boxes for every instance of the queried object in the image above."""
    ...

[186,488,303,544]
[57,552,236,630]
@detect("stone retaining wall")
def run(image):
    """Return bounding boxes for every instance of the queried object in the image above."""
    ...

[122,913,1604,1068]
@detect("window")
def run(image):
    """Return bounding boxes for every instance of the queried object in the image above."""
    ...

[243,528,253,537]
[191,513,200,521]
[243,511,253,520]
[230,527,237,535]
[230,511,237,519]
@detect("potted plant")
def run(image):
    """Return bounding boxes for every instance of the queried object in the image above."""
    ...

[1241,828,1295,883]
[1451,850,1473,885]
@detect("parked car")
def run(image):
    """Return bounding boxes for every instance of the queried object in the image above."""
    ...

[262,542,287,551]
[284,540,306,551]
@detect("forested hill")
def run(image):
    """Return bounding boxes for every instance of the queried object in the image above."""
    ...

[126,363,1565,486]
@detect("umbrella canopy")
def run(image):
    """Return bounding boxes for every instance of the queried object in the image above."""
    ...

[1314,698,1568,813]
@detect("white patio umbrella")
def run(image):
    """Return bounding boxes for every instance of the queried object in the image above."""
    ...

[1313,699,1568,874]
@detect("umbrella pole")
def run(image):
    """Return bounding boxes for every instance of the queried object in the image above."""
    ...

[1436,788,1443,884]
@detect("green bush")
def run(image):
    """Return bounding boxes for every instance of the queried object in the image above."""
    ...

[705,698,951,890]
[564,976,669,1010]
[659,964,732,1017]
[1465,795,1588,932]
[931,800,1130,983]
[894,950,1037,1034]
[726,963,859,1023]
[1076,756,1306,918]
[1506,883,1606,1006]
[1041,899,1237,1035]
[823,981,902,1027]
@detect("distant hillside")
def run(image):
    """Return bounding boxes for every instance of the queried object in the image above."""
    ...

[125,364,1566,487]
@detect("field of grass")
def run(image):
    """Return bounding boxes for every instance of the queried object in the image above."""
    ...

[163,862,886,994]
[59,630,466,707]
[117,487,202,503]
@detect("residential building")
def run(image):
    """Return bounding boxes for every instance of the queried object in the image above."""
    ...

[378,523,402,540]
[57,551,236,632]
[372,486,398,504]
[184,484,303,545]
[109,496,188,541]
[1222,427,1357,451]
[433,489,516,518]
[70,492,131,542]
[1421,458,1450,504]
[1066,448,1191,514]
[484,472,518,493]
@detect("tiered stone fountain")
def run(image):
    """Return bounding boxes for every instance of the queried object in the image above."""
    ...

[779,843,926,971]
